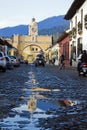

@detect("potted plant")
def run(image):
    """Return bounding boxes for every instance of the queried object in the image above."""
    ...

[78,21,82,34]
[69,30,72,40]
[84,14,87,29]
[84,14,87,22]
[72,27,76,38]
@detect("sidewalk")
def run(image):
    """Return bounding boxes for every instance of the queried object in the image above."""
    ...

[47,64,77,70]
[65,66,77,70]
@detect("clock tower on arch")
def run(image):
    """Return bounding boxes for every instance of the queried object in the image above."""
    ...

[29,18,38,36]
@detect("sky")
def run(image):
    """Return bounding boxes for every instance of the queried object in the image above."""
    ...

[0,0,73,28]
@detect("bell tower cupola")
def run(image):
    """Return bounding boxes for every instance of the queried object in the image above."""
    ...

[29,18,38,36]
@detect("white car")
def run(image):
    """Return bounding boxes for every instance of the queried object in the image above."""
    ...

[5,56,14,69]
[0,51,6,72]
[9,56,20,67]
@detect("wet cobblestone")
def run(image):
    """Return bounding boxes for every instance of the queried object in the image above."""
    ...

[0,64,29,119]
[0,64,87,130]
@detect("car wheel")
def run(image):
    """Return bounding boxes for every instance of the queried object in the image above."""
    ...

[35,64,37,67]
[2,67,6,72]
[83,73,86,77]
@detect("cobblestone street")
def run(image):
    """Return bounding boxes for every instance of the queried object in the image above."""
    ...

[0,64,87,130]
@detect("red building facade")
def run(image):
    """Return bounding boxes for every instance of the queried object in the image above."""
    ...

[58,32,70,66]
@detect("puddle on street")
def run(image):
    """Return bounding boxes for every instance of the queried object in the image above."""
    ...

[0,97,59,130]
[0,69,79,129]
[58,99,78,107]
[0,91,78,130]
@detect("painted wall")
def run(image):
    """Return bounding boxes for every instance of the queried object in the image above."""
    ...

[70,0,87,58]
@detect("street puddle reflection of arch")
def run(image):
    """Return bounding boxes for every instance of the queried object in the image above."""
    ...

[32,87,60,92]
[28,96,37,113]
[27,69,61,113]
[27,87,61,113]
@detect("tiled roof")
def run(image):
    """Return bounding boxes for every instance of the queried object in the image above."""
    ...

[57,32,68,42]
[64,0,86,20]
[0,38,13,48]
[0,38,4,45]
[4,40,13,48]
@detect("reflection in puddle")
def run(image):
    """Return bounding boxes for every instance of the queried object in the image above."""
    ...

[1,105,40,130]
[0,97,79,129]
[28,96,37,113]
[32,87,51,92]
[32,79,39,85]
[0,68,79,130]
[0,99,59,130]
[35,94,47,99]
[23,87,60,92]
[58,99,77,107]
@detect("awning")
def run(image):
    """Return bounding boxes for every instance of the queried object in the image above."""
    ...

[0,38,4,45]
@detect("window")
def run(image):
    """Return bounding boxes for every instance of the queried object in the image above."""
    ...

[81,9,83,23]
[36,48,38,51]
[31,48,34,51]
[63,42,69,59]
[77,38,83,56]
[32,37,34,41]
[71,20,73,29]
[75,16,77,27]
[71,41,76,60]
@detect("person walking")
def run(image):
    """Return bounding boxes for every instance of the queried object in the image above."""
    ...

[70,56,72,66]
[77,50,87,71]
[59,54,65,69]
[81,50,87,63]
[77,50,83,71]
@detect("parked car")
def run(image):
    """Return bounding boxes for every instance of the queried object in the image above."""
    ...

[20,59,28,64]
[9,56,20,67]
[0,51,6,72]
[5,56,14,69]
[20,59,26,64]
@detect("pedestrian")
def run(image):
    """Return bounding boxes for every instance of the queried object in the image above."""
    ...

[77,50,83,71]
[70,56,72,66]
[59,54,65,69]
[52,58,55,65]
[81,50,87,63]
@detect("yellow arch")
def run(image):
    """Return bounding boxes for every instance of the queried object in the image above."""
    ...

[21,44,44,63]
[22,44,43,52]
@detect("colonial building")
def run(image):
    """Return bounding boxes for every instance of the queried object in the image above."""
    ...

[64,0,87,64]
[45,43,59,65]
[12,18,52,63]
[0,38,13,56]
[45,31,70,66]
[58,32,70,66]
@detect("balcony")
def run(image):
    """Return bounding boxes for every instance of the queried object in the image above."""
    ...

[69,30,72,41]
[72,27,76,39]
[78,21,82,35]
[84,14,87,29]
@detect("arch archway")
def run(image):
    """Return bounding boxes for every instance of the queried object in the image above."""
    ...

[20,44,44,63]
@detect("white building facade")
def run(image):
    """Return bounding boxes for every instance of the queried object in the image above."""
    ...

[65,0,87,62]
[51,43,59,65]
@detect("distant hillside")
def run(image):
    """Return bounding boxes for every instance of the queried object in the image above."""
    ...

[0,15,70,37]
[0,25,28,38]
[38,24,69,35]
[38,15,69,29]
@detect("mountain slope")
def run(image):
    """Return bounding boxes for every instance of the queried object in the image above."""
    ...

[38,15,69,29]
[0,25,28,37]
[0,15,69,37]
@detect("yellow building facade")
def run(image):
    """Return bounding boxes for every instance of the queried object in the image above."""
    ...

[12,18,52,63]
